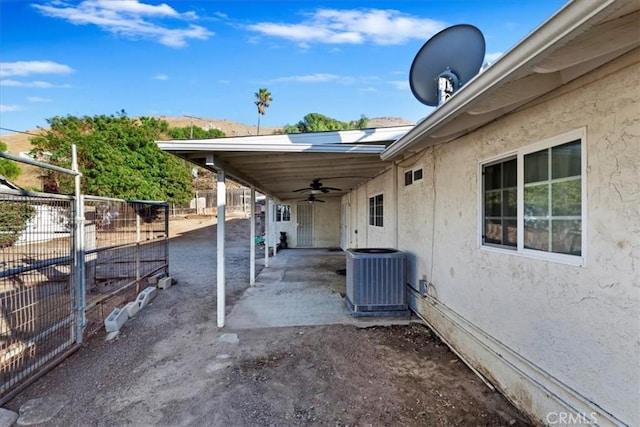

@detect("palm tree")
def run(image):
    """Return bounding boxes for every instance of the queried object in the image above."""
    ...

[254,88,272,135]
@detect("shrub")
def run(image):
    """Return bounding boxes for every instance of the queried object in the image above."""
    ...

[0,201,36,247]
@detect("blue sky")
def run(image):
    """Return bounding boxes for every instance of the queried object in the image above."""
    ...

[0,0,566,134]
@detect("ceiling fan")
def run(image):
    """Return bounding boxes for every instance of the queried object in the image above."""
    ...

[293,178,342,194]
[300,194,325,203]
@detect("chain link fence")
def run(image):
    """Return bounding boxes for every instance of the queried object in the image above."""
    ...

[170,188,250,216]
[0,190,75,397]
[0,187,168,400]
[83,197,168,336]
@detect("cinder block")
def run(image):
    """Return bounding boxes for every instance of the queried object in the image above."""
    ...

[104,308,128,333]
[124,301,140,317]
[148,272,165,285]
[157,277,173,290]
[136,286,157,309]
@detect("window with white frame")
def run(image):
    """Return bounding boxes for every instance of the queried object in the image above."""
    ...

[369,194,383,227]
[276,204,291,222]
[481,129,584,262]
[483,158,517,248]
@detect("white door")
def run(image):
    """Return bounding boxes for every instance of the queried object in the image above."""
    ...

[297,203,313,247]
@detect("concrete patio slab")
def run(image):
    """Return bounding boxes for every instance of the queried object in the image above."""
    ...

[226,248,417,329]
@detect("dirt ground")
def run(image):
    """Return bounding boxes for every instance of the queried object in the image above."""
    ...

[4,216,533,426]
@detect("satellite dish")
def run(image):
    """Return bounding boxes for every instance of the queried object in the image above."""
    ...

[409,24,485,107]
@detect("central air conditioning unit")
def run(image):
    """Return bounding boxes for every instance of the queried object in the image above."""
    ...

[345,248,410,317]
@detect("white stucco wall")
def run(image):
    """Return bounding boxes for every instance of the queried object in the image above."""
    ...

[313,199,341,247]
[396,151,435,290]
[346,51,640,425]
[347,169,397,249]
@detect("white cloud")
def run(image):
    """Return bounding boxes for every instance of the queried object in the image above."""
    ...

[33,0,213,47]
[27,97,53,103]
[0,79,70,88]
[248,8,445,46]
[266,73,379,85]
[0,61,74,78]
[153,74,169,80]
[0,104,24,112]
[269,73,341,83]
[90,0,181,17]
[389,80,409,90]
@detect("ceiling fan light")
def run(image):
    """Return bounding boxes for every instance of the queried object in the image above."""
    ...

[311,189,322,194]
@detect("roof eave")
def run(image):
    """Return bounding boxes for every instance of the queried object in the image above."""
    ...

[156,141,388,154]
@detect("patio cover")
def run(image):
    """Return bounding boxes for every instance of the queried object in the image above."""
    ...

[156,126,413,201]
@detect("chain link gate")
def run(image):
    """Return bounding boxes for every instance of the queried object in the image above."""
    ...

[0,148,169,402]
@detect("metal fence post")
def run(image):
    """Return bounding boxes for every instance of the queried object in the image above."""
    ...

[136,204,141,292]
[72,145,86,344]
[164,203,169,277]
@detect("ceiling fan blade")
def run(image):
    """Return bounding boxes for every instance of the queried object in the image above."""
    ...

[293,188,310,193]
[323,186,342,191]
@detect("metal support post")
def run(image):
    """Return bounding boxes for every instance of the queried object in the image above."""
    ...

[217,170,226,328]
[264,197,270,267]
[271,201,278,257]
[250,187,256,286]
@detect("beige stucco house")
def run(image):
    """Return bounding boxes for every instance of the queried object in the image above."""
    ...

[159,1,639,425]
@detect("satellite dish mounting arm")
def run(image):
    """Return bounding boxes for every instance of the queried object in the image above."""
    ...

[437,67,460,106]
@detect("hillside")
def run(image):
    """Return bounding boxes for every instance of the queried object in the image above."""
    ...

[0,116,415,189]
[160,115,414,137]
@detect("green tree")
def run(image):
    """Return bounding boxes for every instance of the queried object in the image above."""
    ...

[254,88,273,135]
[282,113,369,133]
[0,201,35,247]
[30,112,193,203]
[0,141,22,180]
